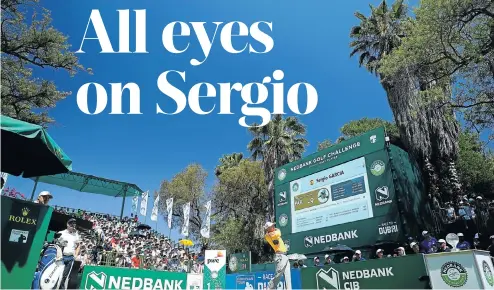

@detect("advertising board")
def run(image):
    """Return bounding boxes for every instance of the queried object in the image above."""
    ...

[226,269,302,290]
[203,250,226,289]
[301,254,428,289]
[80,266,187,290]
[274,128,402,253]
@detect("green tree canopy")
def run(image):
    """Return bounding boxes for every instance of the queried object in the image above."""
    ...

[215,153,244,177]
[248,115,308,220]
[380,0,494,141]
[317,118,399,151]
[211,159,269,262]
[1,0,90,125]
[157,164,208,240]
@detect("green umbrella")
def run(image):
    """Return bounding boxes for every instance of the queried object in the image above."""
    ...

[0,115,72,177]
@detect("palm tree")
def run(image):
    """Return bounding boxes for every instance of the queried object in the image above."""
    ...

[215,153,244,177]
[350,0,461,204]
[247,115,308,220]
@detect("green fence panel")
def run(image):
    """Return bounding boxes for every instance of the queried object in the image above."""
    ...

[80,265,188,290]
[301,254,429,289]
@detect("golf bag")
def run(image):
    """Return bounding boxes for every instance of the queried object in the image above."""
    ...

[32,244,65,290]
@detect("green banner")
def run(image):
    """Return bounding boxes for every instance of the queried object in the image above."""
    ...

[301,254,428,289]
[228,252,251,273]
[80,266,187,290]
[276,148,403,253]
[1,196,53,289]
[203,250,226,290]
[275,127,386,186]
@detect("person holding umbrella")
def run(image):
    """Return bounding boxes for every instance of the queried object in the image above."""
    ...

[264,221,291,290]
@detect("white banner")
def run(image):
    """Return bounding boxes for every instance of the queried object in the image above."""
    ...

[166,198,174,229]
[200,200,211,239]
[140,190,148,216]
[132,194,139,214]
[150,195,160,221]
[181,202,191,237]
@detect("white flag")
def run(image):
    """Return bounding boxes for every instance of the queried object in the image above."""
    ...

[132,194,139,214]
[140,190,149,216]
[200,200,212,239]
[150,195,160,221]
[166,198,174,229]
[181,202,191,237]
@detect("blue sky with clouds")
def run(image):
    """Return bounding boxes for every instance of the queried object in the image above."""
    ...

[7,0,406,237]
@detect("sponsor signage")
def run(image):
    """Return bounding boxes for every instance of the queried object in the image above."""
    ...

[228,252,251,274]
[425,251,484,289]
[274,127,403,254]
[80,266,187,290]
[204,250,226,290]
[302,254,428,289]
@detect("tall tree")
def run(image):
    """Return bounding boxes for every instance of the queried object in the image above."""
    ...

[215,153,243,177]
[350,0,461,204]
[247,115,308,220]
[380,0,494,142]
[157,164,207,240]
[1,0,90,126]
[318,118,400,151]
[212,159,269,262]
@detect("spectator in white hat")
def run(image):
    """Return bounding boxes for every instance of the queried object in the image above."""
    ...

[324,254,334,265]
[313,256,322,267]
[395,247,406,256]
[353,250,366,261]
[456,233,471,250]
[410,242,422,254]
[341,256,350,263]
[34,191,52,205]
[376,249,384,259]
[437,239,451,252]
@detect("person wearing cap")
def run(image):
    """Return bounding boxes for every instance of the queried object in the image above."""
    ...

[456,233,471,250]
[324,254,334,265]
[437,239,451,252]
[264,221,291,290]
[410,242,422,254]
[341,256,350,263]
[395,247,406,256]
[34,191,53,205]
[313,256,322,267]
[376,249,384,259]
[353,250,366,261]
[57,218,81,289]
[420,230,438,253]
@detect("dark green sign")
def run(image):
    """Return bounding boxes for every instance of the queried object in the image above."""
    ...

[1,196,53,289]
[274,128,403,253]
[301,255,428,289]
[228,252,251,273]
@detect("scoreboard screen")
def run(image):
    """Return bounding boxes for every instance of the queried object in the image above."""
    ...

[289,157,373,234]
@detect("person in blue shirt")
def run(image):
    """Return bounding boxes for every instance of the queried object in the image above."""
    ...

[420,231,438,253]
[352,250,366,261]
[456,233,471,250]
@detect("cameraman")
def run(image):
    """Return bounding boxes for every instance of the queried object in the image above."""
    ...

[264,222,291,290]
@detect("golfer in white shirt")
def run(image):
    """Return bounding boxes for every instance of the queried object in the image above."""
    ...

[58,218,80,289]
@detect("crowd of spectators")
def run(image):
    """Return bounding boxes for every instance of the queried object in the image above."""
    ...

[52,206,205,274]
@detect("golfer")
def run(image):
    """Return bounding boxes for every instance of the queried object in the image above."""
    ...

[264,222,291,290]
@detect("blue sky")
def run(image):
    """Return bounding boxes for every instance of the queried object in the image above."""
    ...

[7,0,404,237]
